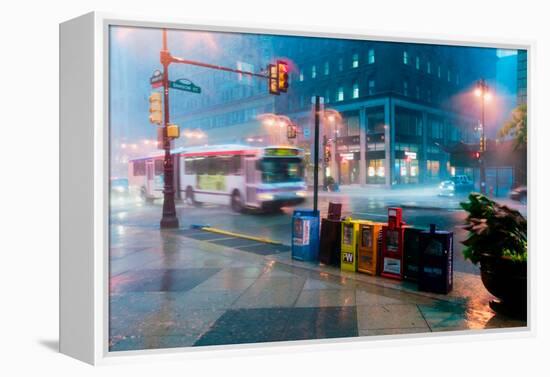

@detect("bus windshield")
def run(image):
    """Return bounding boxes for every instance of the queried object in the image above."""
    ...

[260,157,304,184]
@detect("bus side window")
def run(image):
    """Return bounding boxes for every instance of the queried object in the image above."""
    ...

[185,158,196,175]
[231,155,242,175]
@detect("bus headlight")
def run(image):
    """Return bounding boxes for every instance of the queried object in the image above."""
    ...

[296,190,307,198]
[258,193,274,201]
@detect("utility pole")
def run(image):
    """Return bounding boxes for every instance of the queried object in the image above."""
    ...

[159,29,179,229]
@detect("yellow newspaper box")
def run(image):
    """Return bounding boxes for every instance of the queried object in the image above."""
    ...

[340,218,370,272]
[357,222,385,275]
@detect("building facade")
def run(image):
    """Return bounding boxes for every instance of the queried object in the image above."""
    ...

[275,38,497,186]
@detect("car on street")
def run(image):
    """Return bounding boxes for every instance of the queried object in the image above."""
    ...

[438,175,474,196]
[509,185,527,204]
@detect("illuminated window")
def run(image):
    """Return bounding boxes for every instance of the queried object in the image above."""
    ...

[324,61,330,75]
[447,69,451,82]
[437,65,441,78]
[311,65,317,79]
[368,49,375,64]
[337,87,344,101]
[352,53,359,68]
[427,61,431,74]
[403,80,409,96]
[299,71,304,82]
[353,82,359,98]
[403,51,409,64]
[415,56,420,70]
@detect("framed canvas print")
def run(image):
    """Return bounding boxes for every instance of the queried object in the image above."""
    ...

[60,12,532,364]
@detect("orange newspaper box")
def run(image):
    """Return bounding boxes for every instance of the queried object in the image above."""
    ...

[357,221,384,275]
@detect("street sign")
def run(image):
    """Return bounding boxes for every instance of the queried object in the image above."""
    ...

[169,79,201,94]
[150,70,163,88]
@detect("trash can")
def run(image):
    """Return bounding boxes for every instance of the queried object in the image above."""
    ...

[418,224,454,294]
[291,209,320,262]
[357,221,384,275]
[381,207,406,280]
[403,227,423,282]
[340,218,370,272]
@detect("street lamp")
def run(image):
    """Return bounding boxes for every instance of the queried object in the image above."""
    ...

[475,79,491,195]
[323,109,342,189]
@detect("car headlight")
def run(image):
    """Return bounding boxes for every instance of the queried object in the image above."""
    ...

[258,193,274,201]
[296,190,307,197]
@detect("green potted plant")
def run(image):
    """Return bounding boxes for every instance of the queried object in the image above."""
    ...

[460,193,527,318]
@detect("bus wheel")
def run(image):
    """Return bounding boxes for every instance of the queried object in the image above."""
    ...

[185,186,197,205]
[231,190,243,213]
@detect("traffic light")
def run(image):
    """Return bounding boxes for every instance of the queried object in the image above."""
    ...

[268,64,279,95]
[167,124,180,139]
[473,151,480,160]
[277,60,289,93]
[479,136,486,152]
[287,123,297,139]
[324,145,331,163]
[149,92,163,125]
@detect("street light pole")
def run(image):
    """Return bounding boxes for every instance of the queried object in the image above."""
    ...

[159,29,179,229]
[476,79,488,195]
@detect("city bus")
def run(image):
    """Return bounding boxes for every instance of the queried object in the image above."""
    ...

[128,144,307,212]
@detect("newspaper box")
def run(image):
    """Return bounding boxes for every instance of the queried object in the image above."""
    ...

[291,209,320,262]
[357,221,384,275]
[418,224,454,294]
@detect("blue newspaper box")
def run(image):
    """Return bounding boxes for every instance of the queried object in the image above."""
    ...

[291,209,320,261]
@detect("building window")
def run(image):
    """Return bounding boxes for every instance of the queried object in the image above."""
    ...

[437,65,441,78]
[447,69,451,82]
[415,56,420,70]
[337,87,344,101]
[352,82,360,98]
[368,79,375,95]
[415,86,420,99]
[352,53,359,68]
[427,61,431,74]
[338,57,343,71]
[324,61,330,75]
[311,65,317,79]
[299,71,304,82]
[368,49,375,64]
[403,80,409,96]
[325,88,331,104]
[403,51,409,64]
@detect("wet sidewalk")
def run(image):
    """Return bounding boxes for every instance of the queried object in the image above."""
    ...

[109,225,526,352]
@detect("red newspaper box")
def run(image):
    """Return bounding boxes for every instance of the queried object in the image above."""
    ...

[381,207,405,279]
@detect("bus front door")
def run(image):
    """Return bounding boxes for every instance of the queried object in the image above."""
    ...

[244,158,258,206]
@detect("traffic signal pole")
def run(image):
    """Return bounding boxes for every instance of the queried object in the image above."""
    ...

[159,29,179,229]
[313,96,321,212]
